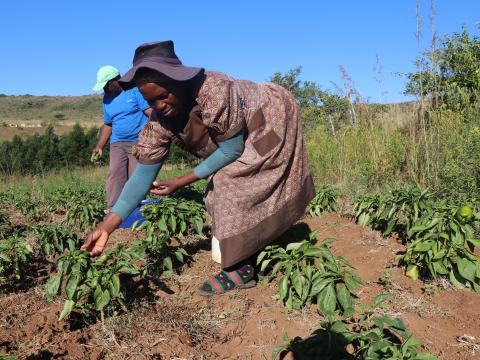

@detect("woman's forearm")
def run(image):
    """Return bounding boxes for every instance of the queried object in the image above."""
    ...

[194,130,245,178]
[95,124,112,150]
[111,162,163,220]
[99,212,123,233]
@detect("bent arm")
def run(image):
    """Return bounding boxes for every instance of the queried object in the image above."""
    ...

[193,130,245,179]
[111,162,163,220]
[94,124,112,151]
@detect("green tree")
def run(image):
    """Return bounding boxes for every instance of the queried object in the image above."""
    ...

[59,123,90,167]
[35,125,60,171]
[270,67,351,132]
[405,26,480,111]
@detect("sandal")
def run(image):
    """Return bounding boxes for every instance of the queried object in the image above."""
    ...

[197,264,256,296]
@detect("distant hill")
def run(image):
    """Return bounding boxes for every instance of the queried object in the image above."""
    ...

[0,94,103,124]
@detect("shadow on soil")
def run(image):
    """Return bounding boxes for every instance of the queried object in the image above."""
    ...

[280,329,354,360]
[274,222,313,247]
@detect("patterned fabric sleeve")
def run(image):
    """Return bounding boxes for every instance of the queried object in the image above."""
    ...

[132,118,172,164]
[197,76,246,143]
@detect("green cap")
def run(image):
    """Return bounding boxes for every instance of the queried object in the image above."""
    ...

[93,65,120,91]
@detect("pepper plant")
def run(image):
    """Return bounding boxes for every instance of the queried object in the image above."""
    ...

[273,294,438,360]
[135,197,205,238]
[11,195,42,221]
[399,204,480,290]
[257,232,362,317]
[64,199,105,231]
[0,229,34,284]
[354,187,433,236]
[0,210,11,238]
[128,231,189,278]
[307,185,341,217]
[33,223,79,258]
[45,246,141,320]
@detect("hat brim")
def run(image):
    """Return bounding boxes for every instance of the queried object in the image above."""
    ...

[118,59,203,89]
[92,80,108,91]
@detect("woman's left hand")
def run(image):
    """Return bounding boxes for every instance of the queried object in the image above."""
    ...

[151,177,183,196]
[150,171,200,196]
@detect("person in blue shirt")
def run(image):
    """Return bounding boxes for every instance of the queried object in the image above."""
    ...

[92,65,152,208]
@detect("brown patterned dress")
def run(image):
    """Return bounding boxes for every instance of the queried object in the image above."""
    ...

[133,71,315,268]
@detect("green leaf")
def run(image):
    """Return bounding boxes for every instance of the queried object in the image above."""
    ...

[279,276,289,301]
[384,218,396,236]
[169,214,177,233]
[118,263,140,275]
[344,275,360,291]
[59,299,75,320]
[466,238,480,248]
[0,253,11,262]
[45,275,62,301]
[449,269,466,289]
[457,258,476,282]
[110,274,120,297]
[272,261,287,277]
[329,320,347,333]
[260,259,272,273]
[317,283,336,316]
[65,274,80,300]
[311,277,330,296]
[194,218,204,234]
[402,337,422,353]
[174,250,184,263]
[358,212,370,226]
[95,288,111,311]
[451,231,464,246]
[291,272,303,297]
[257,251,267,265]
[373,293,390,307]
[336,283,354,312]
[432,261,449,275]
[163,257,173,272]
[414,242,433,252]
[303,247,323,257]
[382,316,410,339]
[286,242,302,252]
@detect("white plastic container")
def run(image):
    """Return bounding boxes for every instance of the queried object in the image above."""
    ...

[211,236,222,264]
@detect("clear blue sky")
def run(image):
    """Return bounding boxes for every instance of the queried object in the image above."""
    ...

[0,0,478,103]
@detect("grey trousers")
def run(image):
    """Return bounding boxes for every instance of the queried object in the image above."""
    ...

[106,141,138,208]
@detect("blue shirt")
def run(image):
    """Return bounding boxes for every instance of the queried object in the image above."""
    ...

[103,87,150,143]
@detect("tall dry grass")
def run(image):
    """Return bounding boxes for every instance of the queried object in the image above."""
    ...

[305,103,480,201]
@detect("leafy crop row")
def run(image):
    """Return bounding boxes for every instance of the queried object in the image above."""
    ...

[273,295,438,360]
[354,186,480,291]
[307,185,341,216]
[258,232,361,317]
[45,246,141,320]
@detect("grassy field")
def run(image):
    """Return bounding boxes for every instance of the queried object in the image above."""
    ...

[0,94,102,123]
[0,163,193,194]
[0,94,103,141]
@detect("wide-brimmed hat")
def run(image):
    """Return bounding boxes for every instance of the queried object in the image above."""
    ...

[119,40,203,89]
[93,65,120,91]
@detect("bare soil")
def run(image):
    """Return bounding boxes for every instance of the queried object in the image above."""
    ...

[1,213,479,360]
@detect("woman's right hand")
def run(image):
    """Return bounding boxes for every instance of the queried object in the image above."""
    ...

[92,147,103,157]
[81,227,110,257]
[81,213,122,256]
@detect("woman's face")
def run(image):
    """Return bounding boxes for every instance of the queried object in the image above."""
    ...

[104,78,123,96]
[139,82,186,118]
